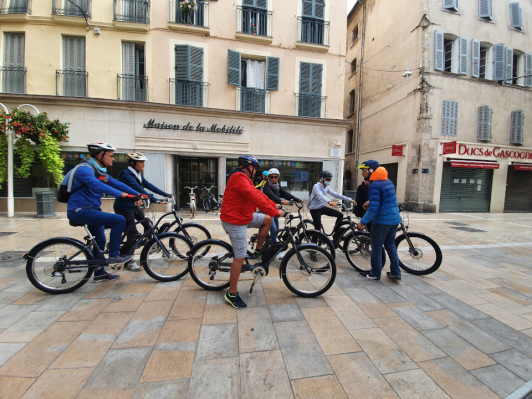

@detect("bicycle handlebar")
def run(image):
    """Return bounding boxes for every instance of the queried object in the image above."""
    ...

[184,186,198,190]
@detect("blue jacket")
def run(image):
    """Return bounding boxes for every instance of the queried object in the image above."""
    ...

[360,167,402,226]
[65,162,138,211]
[113,168,168,212]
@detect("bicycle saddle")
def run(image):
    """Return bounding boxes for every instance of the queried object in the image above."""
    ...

[69,220,85,227]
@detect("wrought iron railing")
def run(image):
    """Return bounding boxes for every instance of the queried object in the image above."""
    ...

[114,0,150,24]
[169,0,209,28]
[169,79,208,107]
[0,66,26,94]
[56,69,88,97]
[295,93,327,118]
[237,6,272,37]
[52,0,91,18]
[237,87,270,114]
[297,17,330,46]
[0,0,31,14]
[117,74,148,102]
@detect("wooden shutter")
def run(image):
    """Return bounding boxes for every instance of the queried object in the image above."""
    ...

[443,0,458,11]
[441,100,458,136]
[459,37,468,75]
[526,53,532,87]
[478,0,492,19]
[314,0,325,19]
[493,44,505,81]
[255,0,268,9]
[175,45,190,81]
[3,33,25,94]
[63,36,85,97]
[509,3,522,29]
[471,39,480,78]
[311,63,322,95]
[299,62,311,94]
[299,63,322,117]
[302,0,314,17]
[510,111,524,145]
[505,47,513,84]
[434,31,444,72]
[266,57,280,91]
[189,46,204,82]
[122,42,135,100]
[227,50,241,86]
[477,106,492,141]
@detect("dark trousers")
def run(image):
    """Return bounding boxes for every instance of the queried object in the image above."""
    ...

[115,207,150,255]
[310,206,344,241]
[370,223,401,279]
[270,216,280,244]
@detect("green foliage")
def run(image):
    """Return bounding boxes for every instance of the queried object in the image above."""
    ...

[14,137,35,178]
[38,135,65,185]
[0,133,7,189]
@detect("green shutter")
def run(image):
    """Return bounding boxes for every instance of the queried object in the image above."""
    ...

[266,57,279,91]
[311,63,322,95]
[3,32,25,94]
[299,62,322,117]
[302,0,313,17]
[227,50,241,86]
[299,62,311,94]
[189,46,203,82]
[255,0,268,9]
[314,0,325,19]
[175,45,204,106]
[302,0,324,19]
[175,45,190,80]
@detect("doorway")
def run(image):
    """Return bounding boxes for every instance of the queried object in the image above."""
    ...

[179,158,218,210]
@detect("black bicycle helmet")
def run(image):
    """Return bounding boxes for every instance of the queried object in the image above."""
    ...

[238,155,259,168]
[319,170,333,180]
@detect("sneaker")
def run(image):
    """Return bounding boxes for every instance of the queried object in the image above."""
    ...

[109,254,134,265]
[314,265,331,274]
[225,290,247,309]
[126,260,142,272]
[360,271,380,280]
[93,272,120,283]
[278,251,286,259]
[386,272,401,281]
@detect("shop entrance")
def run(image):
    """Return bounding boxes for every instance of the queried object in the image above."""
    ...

[178,158,217,210]
[439,162,493,212]
[504,166,532,212]
[381,163,398,190]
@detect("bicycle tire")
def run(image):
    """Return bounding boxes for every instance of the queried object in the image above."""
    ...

[297,229,336,260]
[302,219,315,230]
[343,231,386,272]
[281,244,336,297]
[176,223,211,247]
[395,232,442,275]
[140,232,193,282]
[188,239,233,290]
[26,238,94,294]
[203,197,211,213]
[191,203,196,218]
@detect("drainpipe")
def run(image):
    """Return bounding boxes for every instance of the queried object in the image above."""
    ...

[354,0,366,188]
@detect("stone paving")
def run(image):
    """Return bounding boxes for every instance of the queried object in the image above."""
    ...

[1,209,532,398]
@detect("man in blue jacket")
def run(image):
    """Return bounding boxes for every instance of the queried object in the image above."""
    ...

[114,152,172,271]
[356,160,402,281]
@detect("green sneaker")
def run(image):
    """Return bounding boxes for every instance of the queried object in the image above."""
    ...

[225,290,247,309]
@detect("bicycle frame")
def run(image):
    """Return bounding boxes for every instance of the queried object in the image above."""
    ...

[202,186,222,208]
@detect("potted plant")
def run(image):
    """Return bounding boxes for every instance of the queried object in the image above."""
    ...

[180,0,196,24]
[251,23,257,34]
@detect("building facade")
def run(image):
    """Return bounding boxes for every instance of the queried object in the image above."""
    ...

[345,0,532,213]
[0,0,350,212]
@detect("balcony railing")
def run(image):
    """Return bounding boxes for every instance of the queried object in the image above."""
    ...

[169,0,209,28]
[237,6,272,37]
[295,93,327,118]
[114,0,150,24]
[0,0,31,14]
[169,79,208,107]
[56,69,88,97]
[297,17,330,46]
[0,66,26,94]
[237,87,270,114]
[52,0,91,19]
[117,74,148,102]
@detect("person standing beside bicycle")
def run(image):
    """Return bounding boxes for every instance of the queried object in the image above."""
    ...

[356,162,402,281]
[308,171,357,248]
[113,152,173,272]
[355,161,376,232]
[254,170,269,190]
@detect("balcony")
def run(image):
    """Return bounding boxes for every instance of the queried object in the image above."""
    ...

[1,66,26,94]
[236,6,272,42]
[237,87,270,114]
[296,17,330,50]
[0,0,31,15]
[114,0,150,24]
[169,0,209,30]
[169,79,208,107]
[295,93,327,118]
[56,69,88,98]
[117,74,148,102]
[52,0,91,19]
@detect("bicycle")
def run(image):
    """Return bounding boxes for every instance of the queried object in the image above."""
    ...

[201,185,223,213]
[187,207,337,297]
[24,199,194,294]
[184,186,198,218]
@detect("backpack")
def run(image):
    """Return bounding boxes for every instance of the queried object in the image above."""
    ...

[57,161,109,203]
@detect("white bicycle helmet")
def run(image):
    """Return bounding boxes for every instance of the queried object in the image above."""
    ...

[268,168,280,176]
[127,152,148,163]
[87,142,116,156]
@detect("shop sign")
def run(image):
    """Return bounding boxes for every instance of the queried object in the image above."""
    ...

[456,144,532,160]
[442,141,457,155]
[143,119,243,135]
[451,161,499,169]
[514,165,532,171]
[391,145,404,157]
[330,148,342,158]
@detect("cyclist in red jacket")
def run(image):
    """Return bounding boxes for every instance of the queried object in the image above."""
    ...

[220,155,285,309]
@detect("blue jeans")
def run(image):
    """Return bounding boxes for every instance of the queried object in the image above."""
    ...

[270,216,280,244]
[370,223,401,279]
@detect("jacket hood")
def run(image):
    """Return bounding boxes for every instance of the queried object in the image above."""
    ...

[370,166,388,181]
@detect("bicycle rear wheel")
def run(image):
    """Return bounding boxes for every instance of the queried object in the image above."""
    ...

[26,238,93,294]
[281,245,336,297]
[297,229,336,260]
[203,197,211,213]
[188,239,233,290]
[395,233,442,275]
[140,232,192,282]
[176,223,211,246]
[343,232,386,272]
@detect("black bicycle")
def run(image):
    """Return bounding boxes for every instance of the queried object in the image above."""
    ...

[24,199,193,294]
[187,208,337,297]
[201,185,223,213]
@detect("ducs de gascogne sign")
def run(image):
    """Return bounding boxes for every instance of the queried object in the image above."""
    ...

[446,142,532,160]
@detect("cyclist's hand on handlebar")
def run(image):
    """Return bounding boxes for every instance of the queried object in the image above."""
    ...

[350,200,357,206]
[277,209,286,217]
[357,222,365,231]
[165,194,174,199]
[329,201,338,209]
[275,204,283,209]
[124,194,141,202]
[281,200,289,205]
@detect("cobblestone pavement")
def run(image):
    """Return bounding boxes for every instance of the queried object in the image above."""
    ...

[1,209,532,398]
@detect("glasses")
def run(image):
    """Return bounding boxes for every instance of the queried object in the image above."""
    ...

[325,178,332,181]
[269,175,279,179]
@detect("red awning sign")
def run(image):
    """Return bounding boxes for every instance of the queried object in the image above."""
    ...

[451,161,499,169]
[442,141,457,155]
[392,145,404,157]
[514,164,532,171]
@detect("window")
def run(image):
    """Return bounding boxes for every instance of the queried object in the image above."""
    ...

[441,100,458,137]
[512,51,526,86]
[297,62,324,117]
[352,25,359,43]
[299,0,329,46]
[120,42,147,101]
[0,0,31,14]
[61,36,86,97]
[348,90,356,115]
[239,0,270,36]
[509,3,523,30]
[510,111,524,145]
[444,39,453,72]
[526,54,532,87]
[346,130,354,154]
[351,58,357,74]
[442,0,459,12]
[477,106,492,142]
[53,0,92,18]
[479,48,487,78]
[174,45,205,107]
[2,32,25,94]
[478,0,492,21]
[114,0,150,24]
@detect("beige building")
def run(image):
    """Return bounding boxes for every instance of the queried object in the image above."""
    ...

[345,0,532,213]
[0,0,350,212]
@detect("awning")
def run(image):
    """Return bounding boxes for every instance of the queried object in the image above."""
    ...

[450,160,499,169]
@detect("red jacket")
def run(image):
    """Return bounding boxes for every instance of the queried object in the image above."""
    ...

[221,169,279,225]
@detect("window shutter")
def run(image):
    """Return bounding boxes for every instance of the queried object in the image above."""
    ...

[478,0,492,19]
[493,43,505,80]
[311,63,323,95]
[459,37,468,75]
[526,53,532,87]
[227,50,241,86]
[505,47,513,84]
[63,36,85,97]
[314,0,325,19]
[509,3,522,30]
[441,100,458,136]
[434,31,444,71]
[75,37,86,96]
[443,0,458,12]
[189,46,204,83]
[471,39,480,78]
[477,106,492,141]
[243,0,255,5]
[255,0,268,9]
[299,62,311,94]
[510,111,524,145]
[302,0,314,17]
[122,42,135,100]
[450,101,458,136]
[175,45,190,80]
[3,33,25,94]
[266,57,280,91]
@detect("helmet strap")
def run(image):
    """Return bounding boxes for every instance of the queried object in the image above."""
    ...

[95,151,106,167]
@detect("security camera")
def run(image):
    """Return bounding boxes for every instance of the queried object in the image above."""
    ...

[402,70,413,78]
[94,27,101,36]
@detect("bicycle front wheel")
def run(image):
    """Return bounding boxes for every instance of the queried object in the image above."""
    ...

[188,239,233,290]
[203,197,211,213]
[140,232,192,282]
[343,232,386,272]
[176,223,211,246]
[26,238,93,294]
[297,229,336,260]
[395,233,442,275]
[281,245,336,297]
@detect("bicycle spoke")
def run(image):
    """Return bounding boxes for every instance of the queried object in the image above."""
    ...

[397,236,437,272]
[190,243,232,288]
[144,236,189,279]
[284,248,333,295]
